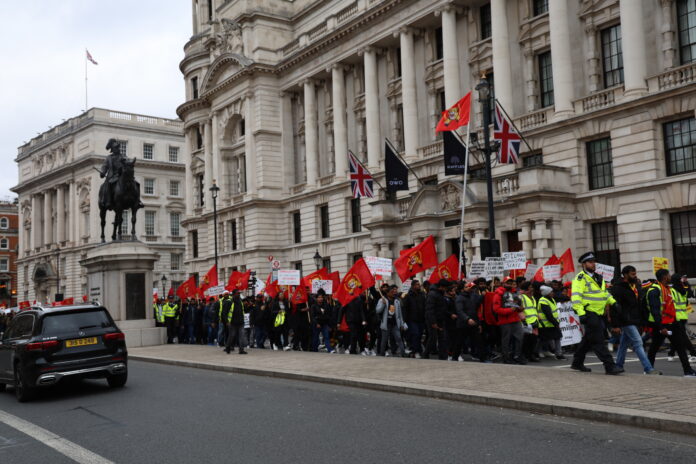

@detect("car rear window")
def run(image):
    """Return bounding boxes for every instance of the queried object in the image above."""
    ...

[41,310,113,335]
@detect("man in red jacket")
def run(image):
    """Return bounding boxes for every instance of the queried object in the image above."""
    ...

[494,277,525,364]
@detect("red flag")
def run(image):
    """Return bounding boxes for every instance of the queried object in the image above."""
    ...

[82,295,89,303]
[559,248,575,276]
[334,258,375,306]
[329,271,340,294]
[227,270,251,291]
[534,255,559,282]
[176,276,197,300]
[199,265,218,295]
[167,287,174,298]
[55,298,74,306]
[428,255,459,284]
[303,268,329,289]
[435,92,472,132]
[291,285,308,305]
[394,236,439,281]
[18,301,30,309]
[264,273,280,299]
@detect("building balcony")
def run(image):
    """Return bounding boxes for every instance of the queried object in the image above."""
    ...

[492,165,573,200]
[649,61,696,92]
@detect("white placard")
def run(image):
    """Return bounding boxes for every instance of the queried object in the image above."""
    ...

[400,279,412,292]
[595,263,615,282]
[484,257,505,278]
[469,260,485,279]
[364,256,393,276]
[278,270,301,286]
[153,288,159,296]
[255,278,266,295]
[542,264,562,281]
[205,285,226,297]
[558,302,583,346]
[503,251,527,270]
[524,264,540,281]
[311,280,333,295]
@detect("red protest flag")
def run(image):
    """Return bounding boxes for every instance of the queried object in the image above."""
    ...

[82,295,89,303]
[167,287,174,298]
[328,271,340,294]
[56,297,74,306]
[18,301,30,309]
[394,235,439,281]
[428,254,459,284]
[334,258,375,307]
[291,285,308,305]
[303,267,329,289]
[227,270,251,291]
[176,275,197,300]
[435,92,472,132]
[199,264,218,295]
[534,255,559,282]
[559,248,575,276]
[264,273,280,299]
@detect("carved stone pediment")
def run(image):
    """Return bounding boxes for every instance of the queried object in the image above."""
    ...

[202,52,254,93]
[439,183,461,211]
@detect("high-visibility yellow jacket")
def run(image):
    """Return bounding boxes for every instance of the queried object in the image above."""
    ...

[537,296,558,328]
[162,303,178,318]
[671,288,688,322]
[520,294,538,325]
[571,270,615,317]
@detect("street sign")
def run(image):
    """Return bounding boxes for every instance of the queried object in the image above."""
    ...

[272,260,281,270]
[268,255,274,262]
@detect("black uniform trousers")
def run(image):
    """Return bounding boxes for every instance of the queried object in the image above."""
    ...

[648,322,692,374]
[572,312,616,371]
[225,323,246,352]
[165,316,178,344]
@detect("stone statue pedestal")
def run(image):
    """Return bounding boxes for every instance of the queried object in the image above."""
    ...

[80,240,165,347]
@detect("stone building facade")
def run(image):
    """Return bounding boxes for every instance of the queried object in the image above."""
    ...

[0,200,19,307]
[12,108,187,303]
[178,0,696,282]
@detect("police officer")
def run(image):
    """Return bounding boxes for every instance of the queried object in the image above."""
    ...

[570,252,623,375]
[162,295,179,344]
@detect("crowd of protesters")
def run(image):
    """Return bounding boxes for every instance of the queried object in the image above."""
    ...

[151,258,696,376]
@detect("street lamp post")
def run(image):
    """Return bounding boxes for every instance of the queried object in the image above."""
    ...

[55,247,63,302]
[209,180,220,282]
[161,274,168,298]
[475,75,500,258]
[313,250,322,271]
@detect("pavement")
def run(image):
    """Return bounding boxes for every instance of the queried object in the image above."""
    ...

[129,344,696,437]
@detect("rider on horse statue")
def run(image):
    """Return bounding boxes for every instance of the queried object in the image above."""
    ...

[99,139,144,210]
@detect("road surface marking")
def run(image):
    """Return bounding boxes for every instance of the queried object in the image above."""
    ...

[0,409,114,464]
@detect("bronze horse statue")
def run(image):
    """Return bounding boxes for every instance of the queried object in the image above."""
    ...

[98,139,143,242]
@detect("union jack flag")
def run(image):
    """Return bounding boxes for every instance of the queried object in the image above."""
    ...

[348,151,374,198]
[493,102,521,164]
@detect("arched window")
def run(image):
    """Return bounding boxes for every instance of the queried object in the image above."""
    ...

[0,217,8,229]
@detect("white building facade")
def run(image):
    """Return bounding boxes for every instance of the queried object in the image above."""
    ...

[13,108,187,303]
[178,0,696,282]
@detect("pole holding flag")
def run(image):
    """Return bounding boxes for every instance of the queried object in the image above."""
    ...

[85,49,98,112]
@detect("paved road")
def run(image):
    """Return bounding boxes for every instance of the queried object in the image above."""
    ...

[1,361,695,464]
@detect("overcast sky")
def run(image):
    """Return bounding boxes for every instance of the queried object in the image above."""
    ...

[0,0,192,200]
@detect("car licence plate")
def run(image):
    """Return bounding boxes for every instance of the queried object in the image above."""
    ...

[65,337,98,348]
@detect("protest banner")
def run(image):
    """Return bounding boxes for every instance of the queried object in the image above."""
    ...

[364,256,393,276]
[542,264,562,281]
[278,270,301,286]
[595,263,615,282]
[484,257,505,278]
[469,260,485,279]
[524,264,540,281]
[311,279,333,295]
[503,251,527,270]
[205,285,226,297]
[558,303,583,346]
[652,257,669,274]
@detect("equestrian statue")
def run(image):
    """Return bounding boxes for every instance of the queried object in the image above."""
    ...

[98,138,144,242]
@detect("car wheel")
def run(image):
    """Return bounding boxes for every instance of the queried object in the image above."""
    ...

[107,372,127,388]
[14,366,35,403]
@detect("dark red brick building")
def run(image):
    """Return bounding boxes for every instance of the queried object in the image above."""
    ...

[0,200,18,307]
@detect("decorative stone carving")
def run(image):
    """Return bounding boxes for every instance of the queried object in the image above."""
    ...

[440,183,461,211]
[213,18,245,57]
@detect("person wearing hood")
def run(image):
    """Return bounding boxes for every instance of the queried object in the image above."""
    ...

[537,285,563,359]
[668,273,696,363]
[609,266,660,374]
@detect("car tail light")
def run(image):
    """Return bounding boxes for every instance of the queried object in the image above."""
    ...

[26,340,60,351]
[104,332,125,341]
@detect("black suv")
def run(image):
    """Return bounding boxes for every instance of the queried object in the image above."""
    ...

[0,304,128,402]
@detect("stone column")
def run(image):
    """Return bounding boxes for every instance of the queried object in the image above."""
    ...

[56,185,65,243]
[184,129,194,215]
[331,64,349,179]
[244,93,257,194]
[203,120,213,210]
[491,0,513,114]
[363,47,381,169]
[660,0,677,69]
[548,0,575,117]
[399,29,419,160]
[620,0,648,96]
[303,79,319,187]
[68,182,76,243]
[43,190,52,246]
[519,220,533,261]
[440,6,461,106]
[31,194,39,250]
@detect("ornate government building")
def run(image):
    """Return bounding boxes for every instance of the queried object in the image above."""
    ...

[178,0,696,281]
[13,109,187,303]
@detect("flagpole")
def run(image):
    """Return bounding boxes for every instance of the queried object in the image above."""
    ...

[455,125,470,281]
[84,49,88,112]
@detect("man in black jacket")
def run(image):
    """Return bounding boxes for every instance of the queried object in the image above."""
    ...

[609,265,657,374]
[225,291,248,354]
[455,283,488,362]
[402,280,426,358]
[424,279,449,360]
